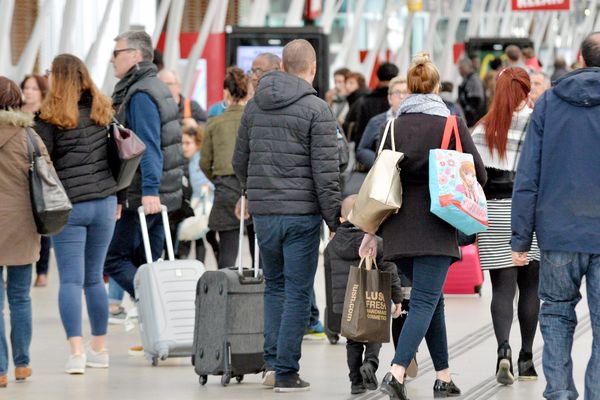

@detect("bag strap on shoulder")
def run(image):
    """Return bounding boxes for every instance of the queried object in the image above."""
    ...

[440,115,463,152]
[377,118,396,155]
[24,127,41,159]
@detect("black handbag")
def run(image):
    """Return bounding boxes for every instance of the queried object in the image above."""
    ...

[25,128,72,235]
[106,118,146,191]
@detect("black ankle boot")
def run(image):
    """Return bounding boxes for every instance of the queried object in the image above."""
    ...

[433,379,461,398]
[518,350,538,380]
[496,341,515,385]
[380,372,409,400]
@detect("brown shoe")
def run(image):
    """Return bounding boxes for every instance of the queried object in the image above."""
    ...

[34,274,47,287]
[0,375,7,388]
[15,367,32,381]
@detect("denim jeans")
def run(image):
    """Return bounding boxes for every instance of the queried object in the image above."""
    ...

[108,277,125,305]
[52,196,116,338]
[0,265,33,375]
[253,214,322,380]
[104,210,165,298]
[36,236,51,276]
[391,256,452,371]
[538,251,600,400]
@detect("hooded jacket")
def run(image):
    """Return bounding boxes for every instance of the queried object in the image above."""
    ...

[512,68,600,254]
[232,71,341,231]
[0,110,49,265]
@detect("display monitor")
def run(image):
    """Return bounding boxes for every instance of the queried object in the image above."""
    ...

[236,45,284,75]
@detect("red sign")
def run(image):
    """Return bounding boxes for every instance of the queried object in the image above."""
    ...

[512,0,570,11]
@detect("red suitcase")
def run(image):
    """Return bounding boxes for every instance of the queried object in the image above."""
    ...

[443,245,484,295]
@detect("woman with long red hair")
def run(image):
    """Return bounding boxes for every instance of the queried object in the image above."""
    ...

[471,67,541,385]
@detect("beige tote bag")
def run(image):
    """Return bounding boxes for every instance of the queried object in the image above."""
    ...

[348,118,403,234]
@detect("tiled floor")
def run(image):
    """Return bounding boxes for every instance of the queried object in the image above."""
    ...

[2,242,591,400]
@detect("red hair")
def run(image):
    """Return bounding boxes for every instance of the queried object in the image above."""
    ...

[481,67,530,159]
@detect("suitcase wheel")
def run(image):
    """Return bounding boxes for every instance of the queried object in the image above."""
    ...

[236,375,244,384]
[326,333,340,345]
[221,373,231,386]
[151,356,159,367]
[199,375,207,385]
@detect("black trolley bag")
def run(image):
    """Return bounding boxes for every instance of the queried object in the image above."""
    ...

[192,192,265,386]
[323,247,347,345]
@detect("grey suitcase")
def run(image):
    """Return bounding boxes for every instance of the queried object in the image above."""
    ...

[193,194,265,386]
[134,205,205,366]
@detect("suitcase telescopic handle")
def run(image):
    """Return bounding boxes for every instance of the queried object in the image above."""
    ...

[137,205,175,263]
[237,191,261,279]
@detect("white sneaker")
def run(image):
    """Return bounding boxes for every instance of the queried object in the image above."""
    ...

[65,354,86,374]
[86,346,109,368]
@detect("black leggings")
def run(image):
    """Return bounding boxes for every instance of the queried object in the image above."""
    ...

[489,261,540,353]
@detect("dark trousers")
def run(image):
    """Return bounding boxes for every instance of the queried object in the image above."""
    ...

[104,211,165,297]
[309,289,320,327]
[254,214,322,380]
[346,339,381,385]
[217,226,259,270]
[36,236,51,276]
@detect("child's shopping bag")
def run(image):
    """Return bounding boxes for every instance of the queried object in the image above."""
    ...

[429,116,488,235]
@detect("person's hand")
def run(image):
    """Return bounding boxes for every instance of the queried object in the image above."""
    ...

[329,231,336,241]
[235,197,249,220]
[512,251,528,266]
[116,204,122,220]
[142,196,161,215]
[325,89,335,105]
[392,303,402,319]
[359,233,378,258]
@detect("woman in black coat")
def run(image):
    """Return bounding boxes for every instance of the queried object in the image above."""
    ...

[360,53,486,400]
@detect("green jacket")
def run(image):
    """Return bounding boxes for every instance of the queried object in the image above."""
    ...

[200,104,244,181]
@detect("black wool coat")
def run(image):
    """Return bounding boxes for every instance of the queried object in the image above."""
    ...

[379,113,487,260]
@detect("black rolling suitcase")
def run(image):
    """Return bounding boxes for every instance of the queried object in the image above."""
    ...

[192,193,265,386]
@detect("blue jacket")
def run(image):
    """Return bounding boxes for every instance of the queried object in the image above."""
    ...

[511,68,600,254]
[356,111,387,169]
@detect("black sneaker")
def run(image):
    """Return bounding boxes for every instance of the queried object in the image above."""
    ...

[496,341,515,385]
[351,382,367,395]
[273,374,310,393]
[518,350,538,381]
[360,361,378,390]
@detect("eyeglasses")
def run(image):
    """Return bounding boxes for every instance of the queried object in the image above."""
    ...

[390,90,409,97]
[248,67,265,77]
[112,48,136,58]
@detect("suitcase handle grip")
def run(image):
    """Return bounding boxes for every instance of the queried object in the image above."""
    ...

[137,205,175,263]
[237,191,260,278]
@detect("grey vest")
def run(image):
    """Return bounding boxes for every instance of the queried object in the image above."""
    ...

[116,76,183,212]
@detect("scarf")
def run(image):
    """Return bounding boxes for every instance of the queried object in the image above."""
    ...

[399,94,450,118]
[112,61,158,106]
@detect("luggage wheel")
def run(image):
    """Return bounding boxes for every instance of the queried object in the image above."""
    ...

[221,373,231,386]
[199,375,207,385]
[236,375,244,383]
[151,356,159,367]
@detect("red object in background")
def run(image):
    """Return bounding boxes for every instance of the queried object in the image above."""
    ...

[443,245,484,295]
[157,32,226,109]
[304,0,322,20]
[358,49,392,88]
[453,43,465,64]
[511,0,570,11]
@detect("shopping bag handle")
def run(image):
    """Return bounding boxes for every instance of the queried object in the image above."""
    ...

[358,256,378,271]
[440,115,463,152]
[377,118,396,155]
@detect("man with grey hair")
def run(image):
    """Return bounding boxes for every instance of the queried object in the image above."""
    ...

[249,52,281,90]
[233,39,341,392]
[158,69,207,123]
[528,71,550,107]
[104,30,184,302]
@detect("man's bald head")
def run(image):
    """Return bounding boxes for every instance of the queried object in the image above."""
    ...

[581,32,600,67]
[282,39,317,80]
[158,69,181,102]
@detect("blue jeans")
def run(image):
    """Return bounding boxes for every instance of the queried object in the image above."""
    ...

[253,214,322,380]
[0,265,32,375]
[104,210,165,298]
[108,277,125,305]
[52,196,116,338]
[392,256,452,371]
[539,251,600,400]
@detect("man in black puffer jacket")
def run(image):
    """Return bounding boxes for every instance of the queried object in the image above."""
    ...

[232,39,341,392]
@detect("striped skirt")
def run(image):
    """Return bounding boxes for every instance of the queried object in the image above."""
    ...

[478,198,540,270]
